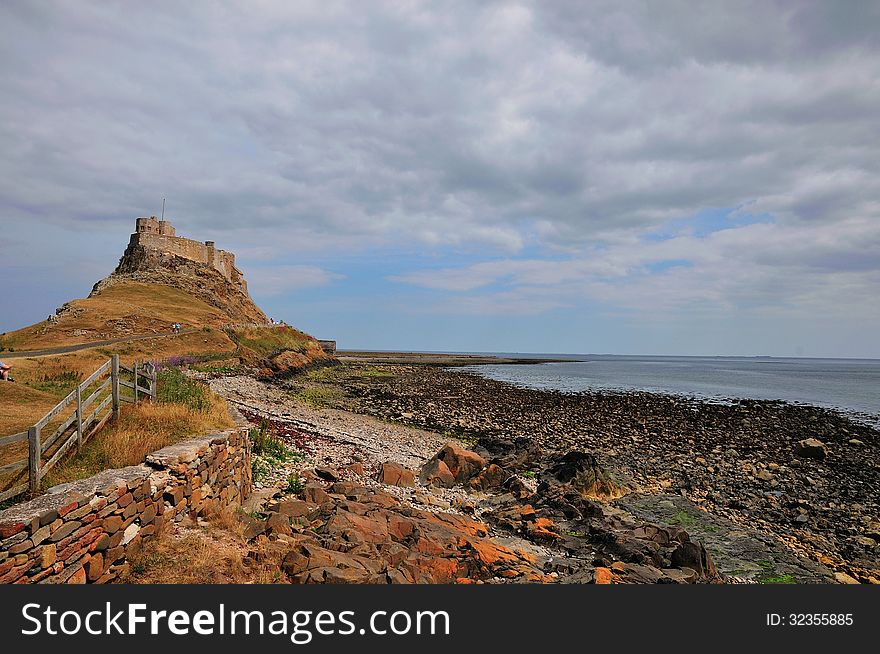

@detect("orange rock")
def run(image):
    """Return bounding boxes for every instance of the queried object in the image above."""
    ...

[594,567,613,584]
[375,462,416,487]
[435,443,486,483]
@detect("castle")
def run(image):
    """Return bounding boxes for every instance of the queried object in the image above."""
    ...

[129,216,248,294]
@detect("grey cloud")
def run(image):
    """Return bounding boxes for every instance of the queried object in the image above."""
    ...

[1,1,879,332]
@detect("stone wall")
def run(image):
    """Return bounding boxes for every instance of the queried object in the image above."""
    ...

[0,428,251,584]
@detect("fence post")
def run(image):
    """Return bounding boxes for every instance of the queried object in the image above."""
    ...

[150,364,157,402]
[28,425,41,494]
[75,384,83,453]
[133,361,139,403]
[111,355,120,419]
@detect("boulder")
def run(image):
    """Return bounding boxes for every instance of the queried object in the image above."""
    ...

[419,458,456,488]
[241,515,267,541]
[314,467,340,482]
[303,483,330,504]
[434,443,486,484]
[478,437,542,470]
[539,451,621,498]
[503,476,533,499]
[265,512,292,536]
[331,481,368,497]
[468,464,507,492]
[273,500,317,518]
[795,438,827,460]
[375,462,416,488]
[669,540,720,581]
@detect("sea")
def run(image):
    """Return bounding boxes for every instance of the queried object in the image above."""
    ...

[456,354,880,425]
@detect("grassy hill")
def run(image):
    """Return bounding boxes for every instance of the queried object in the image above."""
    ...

[0,280,331,438]
[0,281,235,352]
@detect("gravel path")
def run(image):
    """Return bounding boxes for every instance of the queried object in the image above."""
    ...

[207,375,514,523]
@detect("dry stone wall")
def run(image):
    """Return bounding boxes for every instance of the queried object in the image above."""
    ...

[0,428,251,584]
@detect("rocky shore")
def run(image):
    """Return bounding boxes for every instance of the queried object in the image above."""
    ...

[275,362,879,584]
[200,363,878,584]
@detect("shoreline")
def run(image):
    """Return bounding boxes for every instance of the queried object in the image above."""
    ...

[278,360,879,583]
[335,350,574,366]
[452,365,880,430]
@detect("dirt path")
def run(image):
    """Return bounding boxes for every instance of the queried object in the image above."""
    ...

[2,329,199,359]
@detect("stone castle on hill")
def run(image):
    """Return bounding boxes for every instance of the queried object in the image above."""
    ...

[84,215,268,324]
[129,216,248,295]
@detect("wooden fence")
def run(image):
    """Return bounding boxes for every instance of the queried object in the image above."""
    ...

[0,355,156,502]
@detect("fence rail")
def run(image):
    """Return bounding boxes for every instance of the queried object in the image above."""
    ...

[0,355,157,503]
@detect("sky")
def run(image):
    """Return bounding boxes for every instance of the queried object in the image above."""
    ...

[1,1,879,358]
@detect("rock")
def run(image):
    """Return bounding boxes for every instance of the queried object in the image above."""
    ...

[848,439,864,446]
[503,476,533,499]
[273,500,317,518]
[433,443,486,484]
[241,515,268,540]
[265,512,292,536]
[479,437,542,470]
[330,481,368,497]
[539,451,621,498]
[468,464,507,492]
[756,470,774,481]
[594,567,613,584]
[314,467,340,482]
[795,438,827,460]
[303,483,330,504]
[375,462,416,488]
[669,541,720,581]
[834,571,860,584]
[419,458,456,488]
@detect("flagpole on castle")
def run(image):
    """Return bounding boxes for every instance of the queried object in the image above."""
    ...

[161,197,166,221]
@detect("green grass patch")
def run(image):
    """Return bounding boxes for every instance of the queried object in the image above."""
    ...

[759,573,796,584]
[668,510,698,527]
[157,368,211,411]
[286,474,304,494]
[227,325,313,358]
[249,420,303,483]
[25,370,82,397]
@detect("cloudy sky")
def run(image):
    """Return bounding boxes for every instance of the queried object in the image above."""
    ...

[2,1,879,357]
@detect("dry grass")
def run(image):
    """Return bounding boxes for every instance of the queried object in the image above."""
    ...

[1,330,237,438]
[43,385,234,488]
[121,510,288,584]
[0,382,60,437]
[228,324,316,357]
[0,281,234,351]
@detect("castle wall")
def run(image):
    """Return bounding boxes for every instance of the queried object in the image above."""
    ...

[130,233,243,289]
[125,218,247,294]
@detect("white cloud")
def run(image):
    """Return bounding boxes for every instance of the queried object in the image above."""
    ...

[244,265,344,296]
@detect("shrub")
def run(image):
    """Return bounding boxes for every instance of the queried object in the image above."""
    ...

[286,474,304,494]
[250,419,287,458]
[157,368,211,412]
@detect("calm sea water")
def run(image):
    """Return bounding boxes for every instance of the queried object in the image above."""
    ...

[458,355,880,422]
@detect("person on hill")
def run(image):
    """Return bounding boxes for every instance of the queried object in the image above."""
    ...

[0,360,13,381]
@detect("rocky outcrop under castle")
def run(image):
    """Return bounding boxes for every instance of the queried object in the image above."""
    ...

[91,228,267,324]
